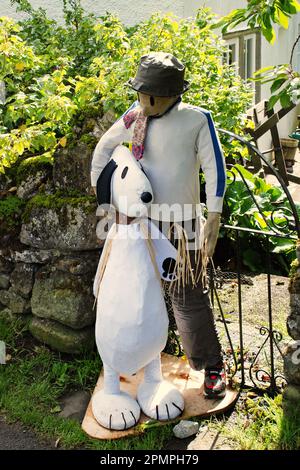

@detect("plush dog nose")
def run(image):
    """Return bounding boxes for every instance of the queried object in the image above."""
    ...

[141,191,152,203]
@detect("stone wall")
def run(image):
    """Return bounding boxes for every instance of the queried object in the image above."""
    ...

[284,240,300,402]
[0,113,115,353]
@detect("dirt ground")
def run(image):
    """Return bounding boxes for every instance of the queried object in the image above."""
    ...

[215,273,289,333]
[0,415,56,450]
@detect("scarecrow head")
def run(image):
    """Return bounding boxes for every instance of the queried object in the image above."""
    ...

[127,52,189,116]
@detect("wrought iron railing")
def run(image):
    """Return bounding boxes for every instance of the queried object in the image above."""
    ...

[165,129,300,396]
[219,130,299,395]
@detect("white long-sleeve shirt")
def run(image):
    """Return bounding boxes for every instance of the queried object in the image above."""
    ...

[91,100,226,221]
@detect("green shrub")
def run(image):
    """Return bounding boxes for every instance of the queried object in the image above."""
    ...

[0,2,253,175]
[221,164,298,274]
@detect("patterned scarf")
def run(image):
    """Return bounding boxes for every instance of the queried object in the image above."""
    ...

[123,108,148,161]
[123,98,182,161]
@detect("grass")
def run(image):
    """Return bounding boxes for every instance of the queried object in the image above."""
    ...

[0,316,174,450]
[208,393,300,450]
[1,312,299,450]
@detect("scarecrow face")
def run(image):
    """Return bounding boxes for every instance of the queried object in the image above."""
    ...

[137,92,179,117]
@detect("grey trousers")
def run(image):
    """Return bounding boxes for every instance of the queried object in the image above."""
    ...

[156,219,223,371]
[168,258,223,371]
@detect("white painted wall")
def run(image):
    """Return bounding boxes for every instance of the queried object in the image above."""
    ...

[0,0,185,25]
[183,0,248,18]
[0,0,249,22]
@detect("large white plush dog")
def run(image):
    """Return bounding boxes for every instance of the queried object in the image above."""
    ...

[92,145,184,430]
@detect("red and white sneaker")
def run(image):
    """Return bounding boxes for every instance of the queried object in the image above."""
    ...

[204,362,226,399]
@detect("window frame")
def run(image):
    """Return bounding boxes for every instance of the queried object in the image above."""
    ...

[223,28,261,103]
[243,32,256,81]
[223,37,240,75]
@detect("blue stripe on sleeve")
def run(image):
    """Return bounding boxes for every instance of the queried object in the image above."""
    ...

[200,109,226,197]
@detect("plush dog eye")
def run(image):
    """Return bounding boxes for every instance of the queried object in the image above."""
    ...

[121,166,128,179]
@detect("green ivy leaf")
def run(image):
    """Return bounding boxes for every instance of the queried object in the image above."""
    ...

[262,25,276,44]
[271,77,287,93]
[289,0,300,14]
[276,9,289,29]
[279,90,292,108]
[267,93,280,110]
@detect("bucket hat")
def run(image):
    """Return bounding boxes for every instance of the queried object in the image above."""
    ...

[127,52,190,97]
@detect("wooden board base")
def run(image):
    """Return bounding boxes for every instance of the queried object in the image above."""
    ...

[82,353,238,440]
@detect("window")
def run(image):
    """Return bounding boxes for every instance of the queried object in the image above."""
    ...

[224,38,239,74]
[244,34,256,81]
[223,29,261,102]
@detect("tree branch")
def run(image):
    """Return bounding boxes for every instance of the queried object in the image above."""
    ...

[290,33,300,67]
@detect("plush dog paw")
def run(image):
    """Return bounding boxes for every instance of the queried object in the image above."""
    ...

[137,380,184,421]
[92,390,141,430]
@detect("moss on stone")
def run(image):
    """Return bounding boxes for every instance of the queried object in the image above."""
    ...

[16,154,54,185]
[0,195,26,230]
[22,191,96,224]
[67,133,97,151]
[290,259,300,279]
[77,104,103,121]
[79,133,97,149]
[29,316,95,354]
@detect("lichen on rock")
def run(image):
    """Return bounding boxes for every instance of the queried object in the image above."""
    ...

[0,286,31,314]
[53,141,95,195]
[31,261,96,329]
[16,154,54,200]
[29,317,95,354]
[21,192,98,250]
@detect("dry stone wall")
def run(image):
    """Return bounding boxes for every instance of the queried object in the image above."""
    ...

[284,241,300,401]
[0,114,114,353]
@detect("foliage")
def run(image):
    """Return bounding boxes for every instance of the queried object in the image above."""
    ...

[0,2,253,175]
[89,10,253,136]
[215,0,300,44]
[213,0,300,109]
[253,65,300,110]
[222,164,297,274]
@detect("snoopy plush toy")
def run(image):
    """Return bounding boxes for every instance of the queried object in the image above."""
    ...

[92,145,184,431]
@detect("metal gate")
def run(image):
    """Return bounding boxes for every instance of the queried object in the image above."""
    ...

[165,129,300,396]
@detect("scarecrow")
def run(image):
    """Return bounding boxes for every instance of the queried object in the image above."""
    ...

[91,52,227,403]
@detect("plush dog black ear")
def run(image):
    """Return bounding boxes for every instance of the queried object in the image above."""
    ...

[96,159,118,206]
